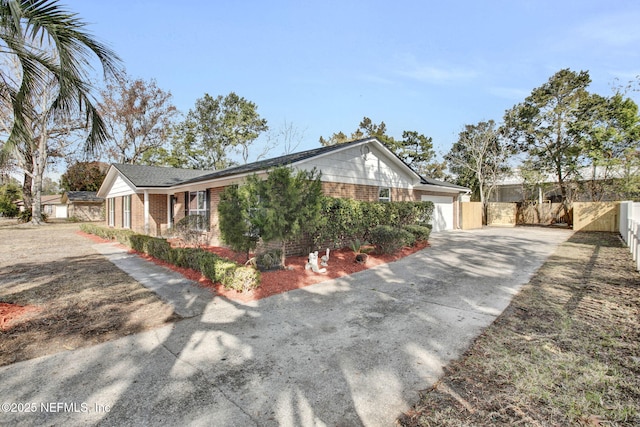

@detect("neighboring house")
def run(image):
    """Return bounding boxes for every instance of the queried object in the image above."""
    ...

[491,165,636,204]
[41,195,67,219]
[61,191,104,221]
[97,138,470,246]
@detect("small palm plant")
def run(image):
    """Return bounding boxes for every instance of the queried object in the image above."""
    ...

[350,238,373,264]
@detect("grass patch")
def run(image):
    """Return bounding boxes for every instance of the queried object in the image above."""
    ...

[400,231,640,426]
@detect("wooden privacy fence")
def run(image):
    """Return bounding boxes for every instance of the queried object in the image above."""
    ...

[460,202,483,229]
[620,201,640,271]
[487,202,517,226]
[517,202,568,225]
[572,202,619,232]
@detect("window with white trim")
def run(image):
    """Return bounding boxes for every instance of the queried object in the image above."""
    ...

[123,195,131,229]
[188,190,209,231]
[378,187,391,202]
[108,198,115,226]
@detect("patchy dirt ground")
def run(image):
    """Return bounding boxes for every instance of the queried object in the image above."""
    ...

[399,231,640,426]
[0,221,177,367]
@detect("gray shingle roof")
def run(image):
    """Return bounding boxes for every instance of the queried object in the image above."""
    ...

[111,138,468,193]
[113,164,213,187]
[420,177,470,191]
[64,191,104,202]
[179,139,365,184]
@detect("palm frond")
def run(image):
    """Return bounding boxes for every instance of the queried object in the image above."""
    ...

[1,0,122,153]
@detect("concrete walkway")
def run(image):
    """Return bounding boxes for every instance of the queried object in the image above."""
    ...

[0,227,572,426]
[92,243,212,318]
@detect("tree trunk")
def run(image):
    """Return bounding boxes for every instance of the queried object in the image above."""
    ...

[479,181,486,225]
[281,240,287,268]
[31,134,48,225]
[21,172,32,212]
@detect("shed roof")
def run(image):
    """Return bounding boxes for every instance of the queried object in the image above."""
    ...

[111,164,213,187]
[62,191,104,203]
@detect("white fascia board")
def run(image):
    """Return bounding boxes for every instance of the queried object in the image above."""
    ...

[415,183,470,194]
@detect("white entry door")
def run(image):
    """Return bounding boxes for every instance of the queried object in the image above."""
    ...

[421,195,454,232]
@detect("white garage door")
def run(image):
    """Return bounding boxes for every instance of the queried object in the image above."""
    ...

[55,204,68,219]
[421,195,454,232]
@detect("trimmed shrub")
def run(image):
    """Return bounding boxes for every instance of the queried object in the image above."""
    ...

[79,223,135,245]
[256,249,282,271]
[360,202,388,237]
[129,234,154,253]
[79,225,261,291]
[309,198,435,247]
[402,230,416,247]
[223,266,261,292]
[369,225,414,254]
[144,237,172,262]
[402,224,432,242]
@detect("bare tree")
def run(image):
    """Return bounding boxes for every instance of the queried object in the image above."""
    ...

[259,119,306,160]
[445,120,512,223]
[2,53,85,217]
[97,74,178,164]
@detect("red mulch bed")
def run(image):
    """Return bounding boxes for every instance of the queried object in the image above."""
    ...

[0,302,42,331]
[80,231,429,303]
[131,242,429,303]
[77,230,112,244]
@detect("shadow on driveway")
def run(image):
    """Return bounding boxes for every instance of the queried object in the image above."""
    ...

[0,226,572,426]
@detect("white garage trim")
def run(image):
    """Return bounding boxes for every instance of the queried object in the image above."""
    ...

[421,195,454,232]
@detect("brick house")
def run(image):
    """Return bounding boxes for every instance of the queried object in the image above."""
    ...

[97,138,469,244]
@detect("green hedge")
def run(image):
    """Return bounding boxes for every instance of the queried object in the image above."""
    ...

[369,225,415,254]
[402,224,432,242]
[80,223,135,246]
[311,198,434,248]
[80,224,260,292]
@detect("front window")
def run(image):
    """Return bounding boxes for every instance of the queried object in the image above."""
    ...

[108,198,115,226]
[188,190,209,231]
[123,195,131,229]
[379,187,391,202]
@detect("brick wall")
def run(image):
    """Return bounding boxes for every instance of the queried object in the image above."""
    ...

[69,203,103,221]
[321,182,416,202]
[131,194,144,234]
[147,194,168,236]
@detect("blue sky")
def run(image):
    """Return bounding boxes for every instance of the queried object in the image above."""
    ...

[63,0,640,162]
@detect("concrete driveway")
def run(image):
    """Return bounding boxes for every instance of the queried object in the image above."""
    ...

[0,226,571,426]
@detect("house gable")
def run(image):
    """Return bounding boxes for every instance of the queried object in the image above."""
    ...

[103,174,137,198]
[294,139,419,190]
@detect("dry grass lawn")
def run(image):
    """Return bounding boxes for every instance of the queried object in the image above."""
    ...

[0,221,177,366]
[399,231,640,426]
